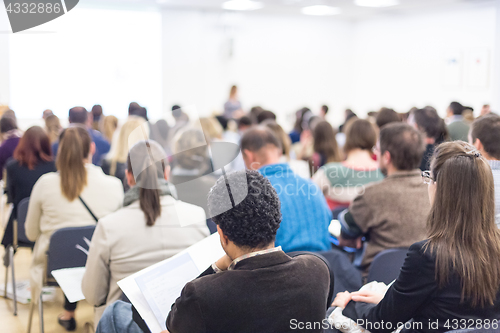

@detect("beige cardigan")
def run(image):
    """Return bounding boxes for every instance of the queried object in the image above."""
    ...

[26,164,124,302]
[81,195,209,322]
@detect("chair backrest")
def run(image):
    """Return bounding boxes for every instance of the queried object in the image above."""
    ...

[367,248,408,285]
[46,225,96,279]
[16,197,33,245]
[318,249,363,295]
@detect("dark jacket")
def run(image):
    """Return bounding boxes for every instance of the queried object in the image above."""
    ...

[166,251,331,333]
[0,136,21,180]
[343,240,500,333]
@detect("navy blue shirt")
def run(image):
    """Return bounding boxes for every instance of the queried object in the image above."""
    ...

[52,128,110,166]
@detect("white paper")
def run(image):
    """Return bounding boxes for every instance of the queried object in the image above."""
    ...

[51,267,86,303]
[118,233,225,333]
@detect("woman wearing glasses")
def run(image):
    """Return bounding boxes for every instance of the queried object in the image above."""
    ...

[332,141,500,332]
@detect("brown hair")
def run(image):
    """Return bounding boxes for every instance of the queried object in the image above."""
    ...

[376,107,400,129]
[45,114,62,144]
[14,126,52,170]
[229,85,238,98]
[425,141,500,307]
[263,120,291,158]
[470,113,500,160]
[127,141,167,226]
[313,121,342,163]
[344,119,377,155]
[379,122,424,171]
[56,127,91,201]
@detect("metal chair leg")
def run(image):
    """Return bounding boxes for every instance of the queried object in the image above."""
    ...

[10,246,17,315]
[27,297,34,333]
[39,293,44,333]
[4,244,9,299]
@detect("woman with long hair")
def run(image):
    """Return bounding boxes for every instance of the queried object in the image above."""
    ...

[44,114,62,144]
[311,120,342,171]
[100,115,118,143]
[332,141,500,332]
[313,118,384,210]
[223,85,243,119]
[82,140,209,323]
[1,126,56,250]
[26,126,123,330]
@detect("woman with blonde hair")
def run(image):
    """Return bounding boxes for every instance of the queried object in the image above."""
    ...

[44,114,62,144]
[26,126,123,330]
[332,141,500,332]
[101,116,149,190]
[100,115,118,143]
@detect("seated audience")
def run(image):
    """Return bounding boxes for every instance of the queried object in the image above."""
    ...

[166,105,189,149]
[470,113,500,226]
[310,120,342,172]
[313,119,384,210]
[2,126,56,251]
[338,123,429,275]
[91,104,103,131]
[338,109,357,133]
[320,104,329,120]
[100,115,118,143]
[82,140,209,322]
[97,170,332,333]
[241,127,332,252]
[44,114,62,144]
[289,107,311,144]
[52,107,111,165]
[375,107,400,129]
[0,115,21,180]
[446,101,470,141]
[42,109,53,119]
[481,104,492,116]
[411,106,448,171]
[101,116,149,191]
[332,141,500,333]
[256,109,277,124]
[199,117,224,143]
[26,126,123,331]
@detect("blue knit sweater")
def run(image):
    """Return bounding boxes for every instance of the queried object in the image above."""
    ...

[259,163,332,253]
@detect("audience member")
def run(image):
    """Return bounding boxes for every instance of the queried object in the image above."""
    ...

[82,140,209,322]
[462,106,475,123]
[241,127,332,252]
[150,119,170,151]
[289,107,312,144]
[42,109,53,119]
[52,107,111,165]
[313,119,383,210]
[44,114,62,144]
[481,104,492,116]
[256,109,277,124]
[263,120,310,179]
[166,105,190,148]
[411,106,448,171]
[375,107,400,129]
[1,127,56,251]
[223,85,243,119]
[333,141,500,333]
[199,117,224,143]
[101,116,149,191]
[338,123,429,275]
[0,115,21,180]
[237,116,252,132]
[446,101,470,141]
[26,126,123,330]
[91,104,103,131]
[310,120,342,171]
[470,113,500,226]
[320,104,329,119]
[338,109,357,133]
[128,102,148,120]
[100,115,118,143]
[248,106,264,124]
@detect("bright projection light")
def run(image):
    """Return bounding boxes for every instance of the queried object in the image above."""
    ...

[301,5,341,16]
[222,0,264,11]
[354,0,399,7]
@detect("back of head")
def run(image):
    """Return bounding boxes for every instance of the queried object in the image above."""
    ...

[427,141,500,307]
[237,116,252,130]
[376,108,400,129]
[200,117,223,142]
[173,128,210,171]
[313,121,341,163]
[321,105,329,115]
[101,115,118,142]
[256,110,276,124]
[241,126,281,155]
[91,105,103,121]
[45,114,62,143]
[14,126,52,170]
[208,170,281,249]
[68,107,88,124]
[414,107,448,142]
[56,126,91,201]
[263,120,291,158]
[449,101,464,116]
[172,105,182,119]
[129,102,141,115]
[471,113,500,160]
[249,106,264,124]
[344,118,377,154]
[127,140,167,226]
[0,115,18,134]
[379,122,424,171]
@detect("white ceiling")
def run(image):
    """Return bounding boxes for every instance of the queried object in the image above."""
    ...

[84,0,498,20]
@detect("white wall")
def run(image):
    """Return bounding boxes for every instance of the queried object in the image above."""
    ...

[0,8,10,106]
[162,10,354,127]
[349,5,498,117]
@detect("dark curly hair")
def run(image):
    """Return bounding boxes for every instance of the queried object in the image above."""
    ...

[208,170,282,249]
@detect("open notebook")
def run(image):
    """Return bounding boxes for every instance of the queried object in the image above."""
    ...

[118,233,225,333]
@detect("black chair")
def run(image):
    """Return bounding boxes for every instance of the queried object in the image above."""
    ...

[206,219,217,234]
[367,248,408,285]
[318,249,362,295]
[27,225,95,333]
[3,197,34,316]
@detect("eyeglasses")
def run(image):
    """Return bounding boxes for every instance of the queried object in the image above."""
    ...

[422,170,434,185]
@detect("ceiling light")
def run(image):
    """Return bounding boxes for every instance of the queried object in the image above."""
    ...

[354,0,399,7]
[222,0,264,11]
[301,5,341,16]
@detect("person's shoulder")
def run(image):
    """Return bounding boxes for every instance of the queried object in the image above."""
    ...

[5,158,19,170]
[407,240,435,263]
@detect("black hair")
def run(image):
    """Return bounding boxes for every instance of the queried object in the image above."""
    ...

[322,105,329,115]
[0,115,17,133]
[68,107,88,124]
[414,107,448,143]
[257,110,276,124]
[449,101,464,116]
[238,116,252,128]
[208,170,281,248]
[380,123,425,171]
[240,126,281,153]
